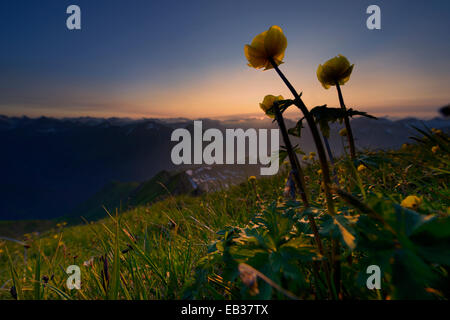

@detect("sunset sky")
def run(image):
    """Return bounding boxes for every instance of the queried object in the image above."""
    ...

[1,0,449,119]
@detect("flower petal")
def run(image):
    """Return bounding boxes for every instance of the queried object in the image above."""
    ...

[264,26,287,59]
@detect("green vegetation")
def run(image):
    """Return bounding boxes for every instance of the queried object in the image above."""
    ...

[0,128,448,300]
[65,170,196,224]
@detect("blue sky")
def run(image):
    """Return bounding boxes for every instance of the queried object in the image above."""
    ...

[0,0,449,118]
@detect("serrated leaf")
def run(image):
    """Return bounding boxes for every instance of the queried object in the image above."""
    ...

[288,119,304,138]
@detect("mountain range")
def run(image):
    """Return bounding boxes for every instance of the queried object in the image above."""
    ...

[0,114,448,221]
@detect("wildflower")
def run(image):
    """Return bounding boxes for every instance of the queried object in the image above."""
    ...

[309,152,316,158]
[317,55,354,89]
[248,176,257,182]
[259,94,284,118]
[339,128,347,136]
[53,234,58,239]
[401,195,422,210]
[317,169,322,175]
[401,143,408,150]
[83,257,94,267]
[431,128,442,134]
[244,25,287,70]
[432,145,439,153]
[357,164,366,172]
[302,155,309,161]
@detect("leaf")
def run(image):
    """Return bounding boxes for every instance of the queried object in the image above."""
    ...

[391,248,436,299]
[109,218,121,300]
[346,108,377,119]
[309,105,343,138]
[46,284,72,300]
[308,105,377,138]
[393,205,434,237]
[320,215,357,250]
[416,243,450,266]
[5,246,23,300]
[412,215,450,238]
[34,251,41,300]
[287,119,304,138]
[335,216,357,250]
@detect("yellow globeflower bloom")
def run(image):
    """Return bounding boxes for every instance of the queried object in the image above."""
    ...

[248,176,257,183]
[309,152,316,157]
[317,55,354,89]
[401,195,422,210]
[317,169,322,175]
[431,128,442,134]
[260,94,284,118]
[339,128,347,136]
[302,155,309,161]
[432,145,439,153]
[357,164,366,172]
[244,25,287,70]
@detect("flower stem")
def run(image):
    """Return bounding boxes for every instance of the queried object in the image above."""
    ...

[269,58,340,296]
[273,106,334,299]
[273,108,308,204]
[335,82,356,160]
[269,59,336,215]
[322,136,339,185]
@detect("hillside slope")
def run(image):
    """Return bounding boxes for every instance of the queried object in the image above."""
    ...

[0,128,449,300]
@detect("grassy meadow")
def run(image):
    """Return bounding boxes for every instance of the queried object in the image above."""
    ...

[0,127,448,300]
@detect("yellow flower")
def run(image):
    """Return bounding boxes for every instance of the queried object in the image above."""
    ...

[401,143,408,150]
[260,94,284,118]
[317,169,322,175]
[401,195,422,210]
[317,55,354,89]
[309,152,316,157]
[302,155,309,161]
[357,164,366,172]
[244,25,287,70]
[339,128,347,136]
[248,176,257,182]
[431,128,442,134]
[432,145,439,153]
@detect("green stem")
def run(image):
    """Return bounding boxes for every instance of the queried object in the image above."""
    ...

[335,82,356,160]
[269,59,336,214]
[274,108,308,205]
[323,135,339,185]
[274,105,334,299]
[269,58,340,297]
